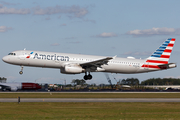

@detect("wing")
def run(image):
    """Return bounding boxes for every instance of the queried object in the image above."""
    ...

[79,56,116,68]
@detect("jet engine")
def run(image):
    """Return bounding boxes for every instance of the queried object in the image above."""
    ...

[60,65,84,74]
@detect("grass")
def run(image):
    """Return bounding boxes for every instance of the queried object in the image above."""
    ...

[0,102,180,120]
[0,93,180,98]
[1,93,180,119]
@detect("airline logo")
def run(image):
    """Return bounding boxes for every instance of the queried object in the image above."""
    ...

[33,53,70,61]
[142,38,176,69]
[26,52,34,58]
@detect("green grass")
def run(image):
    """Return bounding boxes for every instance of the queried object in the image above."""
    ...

[0,93,180,98]
[0,102,180,120]
[1,93,180,119]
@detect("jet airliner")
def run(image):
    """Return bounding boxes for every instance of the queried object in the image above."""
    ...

[2,38,177,80]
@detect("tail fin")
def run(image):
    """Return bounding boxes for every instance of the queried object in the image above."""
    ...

[142,38,176,69]
[146,38,175,64]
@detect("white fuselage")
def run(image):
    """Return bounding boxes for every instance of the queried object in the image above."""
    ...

[2,50,159,74]
[2,38,177,80]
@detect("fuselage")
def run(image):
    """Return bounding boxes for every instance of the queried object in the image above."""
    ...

[2,50,158,74]
[0,82,41,91]
[2,38,177,80]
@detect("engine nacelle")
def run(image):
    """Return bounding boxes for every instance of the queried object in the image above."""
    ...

[60,65,84,74]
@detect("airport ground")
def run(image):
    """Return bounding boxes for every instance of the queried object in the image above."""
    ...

[1,92,180,120]
[1,102,180,120]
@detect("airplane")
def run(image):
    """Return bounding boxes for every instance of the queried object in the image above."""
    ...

[0,82,41,91]
[2,38,176,80]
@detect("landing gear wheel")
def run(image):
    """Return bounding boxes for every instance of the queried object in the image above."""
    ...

[19,66,24,75]
[19,71,23,75]
[84,75,88,80]
[84,74,92,80]
[84,70,92,80]
[87,74,92,80]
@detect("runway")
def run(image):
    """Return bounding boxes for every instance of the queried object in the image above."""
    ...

[1,98,180,102]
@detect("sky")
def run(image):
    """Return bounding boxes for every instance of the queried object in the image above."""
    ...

[0,0,180,85]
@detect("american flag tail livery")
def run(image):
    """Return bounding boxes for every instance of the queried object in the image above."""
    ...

[142,38,176,70]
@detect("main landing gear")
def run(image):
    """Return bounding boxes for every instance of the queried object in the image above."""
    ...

[19,66,23,75]
[84,72,92,80]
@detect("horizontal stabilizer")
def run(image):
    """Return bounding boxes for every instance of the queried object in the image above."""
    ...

[158,63,177,69]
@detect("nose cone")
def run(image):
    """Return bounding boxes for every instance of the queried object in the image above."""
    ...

[2,56,10,63]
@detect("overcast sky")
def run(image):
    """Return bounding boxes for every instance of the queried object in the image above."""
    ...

[1,0,180,84]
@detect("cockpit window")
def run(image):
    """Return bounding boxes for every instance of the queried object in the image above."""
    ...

[8,53,16,56]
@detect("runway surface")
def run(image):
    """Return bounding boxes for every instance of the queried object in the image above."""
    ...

[1,98,180,102]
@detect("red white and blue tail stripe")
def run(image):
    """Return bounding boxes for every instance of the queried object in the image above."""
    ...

[142,38,176,69]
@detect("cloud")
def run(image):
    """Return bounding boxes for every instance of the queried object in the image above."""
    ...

[126,27,180,37]
[33,5,88,18]
[0,4,30,14]
[0,26,12,32]
[0,1,19,6]
[96,32,117,38]
[0,4,89,18]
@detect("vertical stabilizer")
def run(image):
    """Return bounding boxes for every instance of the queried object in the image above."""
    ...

[142,38,176,69]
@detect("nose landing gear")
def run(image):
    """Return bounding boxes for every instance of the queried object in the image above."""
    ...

[19,66,23,75]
